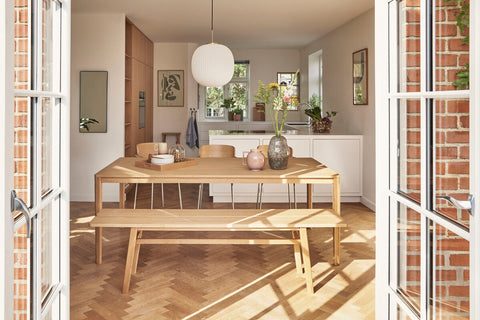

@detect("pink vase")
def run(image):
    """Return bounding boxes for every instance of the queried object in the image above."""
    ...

[243,149,265,171]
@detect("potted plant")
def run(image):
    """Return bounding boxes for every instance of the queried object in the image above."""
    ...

[79,117,99,132]
[230,107,243,121]
[220,98,236,121]
[304,95,337,133]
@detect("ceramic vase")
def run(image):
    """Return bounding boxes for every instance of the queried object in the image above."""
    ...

[268,135,289,170]
[243,149,265,171]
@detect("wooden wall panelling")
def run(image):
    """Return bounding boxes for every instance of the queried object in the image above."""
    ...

[136,61,146,144]
[145,39,154,67]
[145,66,153,141]
[132,26,146,63]
[125,19,134,156]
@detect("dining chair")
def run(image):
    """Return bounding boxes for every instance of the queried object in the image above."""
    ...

[198,145,235,209]
[135,142,183,209]
[256,145,295,209]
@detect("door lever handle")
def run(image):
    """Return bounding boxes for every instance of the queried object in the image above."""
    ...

[436,194,474,216]
[10,190,34,238]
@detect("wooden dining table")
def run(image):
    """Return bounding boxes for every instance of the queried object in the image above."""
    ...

[94,157,341,264]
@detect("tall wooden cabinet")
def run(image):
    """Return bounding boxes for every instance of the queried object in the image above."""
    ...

[125,19,154,156]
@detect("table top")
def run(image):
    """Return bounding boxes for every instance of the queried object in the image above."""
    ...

[95,157,339,184]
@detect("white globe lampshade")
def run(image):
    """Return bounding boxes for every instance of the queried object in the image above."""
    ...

[191,43,234,87]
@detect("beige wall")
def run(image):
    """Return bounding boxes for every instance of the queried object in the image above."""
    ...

[152,45,303,157]
[70,13,125,201]
[301,9,376,210]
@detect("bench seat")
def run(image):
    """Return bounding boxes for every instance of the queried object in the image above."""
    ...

[90,208,347,294]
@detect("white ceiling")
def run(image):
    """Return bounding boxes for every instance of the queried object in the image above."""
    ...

[72,0,374,49]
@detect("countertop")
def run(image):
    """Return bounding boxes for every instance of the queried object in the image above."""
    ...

[209,123,361,136]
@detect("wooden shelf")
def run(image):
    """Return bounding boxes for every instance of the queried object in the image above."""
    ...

[125,122,132,126]
[125,144,131,149]
[125,100,131,103]
[125,77,131,81]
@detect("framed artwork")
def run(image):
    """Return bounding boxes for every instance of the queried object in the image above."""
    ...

[353,48,368,105]
[158,70,184,107]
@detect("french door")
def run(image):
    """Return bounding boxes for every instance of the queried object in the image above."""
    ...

[1,0,70,319]
[376,0,479,319]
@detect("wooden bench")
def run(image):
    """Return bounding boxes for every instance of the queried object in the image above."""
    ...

[90,208,347,294]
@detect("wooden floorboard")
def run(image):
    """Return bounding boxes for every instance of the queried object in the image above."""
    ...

[70,183,375,319]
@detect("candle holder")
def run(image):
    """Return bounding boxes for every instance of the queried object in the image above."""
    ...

[168,144,185,163]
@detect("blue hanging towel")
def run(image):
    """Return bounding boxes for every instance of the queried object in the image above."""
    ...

[193,112,199,148]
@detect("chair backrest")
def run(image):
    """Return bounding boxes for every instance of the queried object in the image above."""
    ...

[257,145,293,158]
[199,145,235,158]
[137,142,159,159]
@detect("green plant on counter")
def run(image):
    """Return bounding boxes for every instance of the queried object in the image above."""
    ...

[220,97,236,111]
[230,107,243,115]
[79,117,99,132]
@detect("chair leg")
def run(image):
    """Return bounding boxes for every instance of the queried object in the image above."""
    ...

[161,183,165,207]
[256,183,261,209]
[178,183,183,209]
[197,183,203,209]
[150,183,154,209]
[259,183,264,209]
[231,183,234,209]
[133,183,138,209]
[288,184,292,209]
[293,184,297,209]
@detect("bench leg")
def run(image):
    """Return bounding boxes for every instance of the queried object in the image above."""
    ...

[292,231,303,274]
[133,230,142,274]
[122,228,138,294]
[95,228,102,265]
[299,228,314,294]
[333,227,340,266]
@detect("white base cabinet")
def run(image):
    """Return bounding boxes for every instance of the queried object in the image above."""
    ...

[209,133,363,203]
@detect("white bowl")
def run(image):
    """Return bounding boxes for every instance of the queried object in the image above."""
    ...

[151,154,174,165]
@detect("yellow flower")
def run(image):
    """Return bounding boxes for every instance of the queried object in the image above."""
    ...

[268,83,279,89]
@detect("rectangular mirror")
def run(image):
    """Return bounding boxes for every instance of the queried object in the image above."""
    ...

[80,71,107,132]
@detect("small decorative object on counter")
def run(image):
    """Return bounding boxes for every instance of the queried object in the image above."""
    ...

[168,144,185,162]
[242,149,265,171]
[158,142,168,154]
[268,136,290,170]
[304,94,337,133]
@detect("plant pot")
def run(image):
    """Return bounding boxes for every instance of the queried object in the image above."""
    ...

[268,135,289,170]
[233,113,243,121]
[228,111,234,121]
[311,120,332,133]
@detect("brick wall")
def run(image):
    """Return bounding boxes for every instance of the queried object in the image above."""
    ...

[399,0,470,318]
[14,0,30,318]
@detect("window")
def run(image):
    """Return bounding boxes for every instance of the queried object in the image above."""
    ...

[200,61,249,120]
[277,72,300,110]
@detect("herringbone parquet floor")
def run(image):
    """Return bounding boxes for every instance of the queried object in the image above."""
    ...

[70,183,375,320]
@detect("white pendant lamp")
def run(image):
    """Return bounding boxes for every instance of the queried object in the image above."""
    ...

[191,0,234,87]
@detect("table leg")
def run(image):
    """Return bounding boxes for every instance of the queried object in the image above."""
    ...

[332,175,341,215]
[299,228,314,294]
[292,231,303,274]
[122,228,138,294]
[119,183,125,208]
[95,176,103,265]
[333,227,340,265]
[307,184,313,209]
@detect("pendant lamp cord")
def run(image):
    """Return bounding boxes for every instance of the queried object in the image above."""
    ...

[211,0,214,43]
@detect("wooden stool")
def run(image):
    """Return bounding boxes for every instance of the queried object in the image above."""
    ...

[162,132,181,144]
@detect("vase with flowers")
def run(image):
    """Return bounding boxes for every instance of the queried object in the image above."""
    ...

[254,70,299,169]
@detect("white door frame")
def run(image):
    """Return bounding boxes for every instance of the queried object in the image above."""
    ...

[1,0,71,318]
[375,0,479,318]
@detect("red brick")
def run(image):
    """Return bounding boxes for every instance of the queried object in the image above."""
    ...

[18,8,28,23]
[459,146,469,159]
[436,115,457,128]
[436,147,458,159]
[407,100,421,113]
[436,162,446,175]
[407,146,421,159]
[15,0,29,6]
[436,269,457,281]
[446,131,469,143]
[14,298,27,311]
[407,115,421,128]
[447,100,469,113]
[436,100,446,112]
[406,0,420,6]
[448,162,469,174]
[436,23,458,36]
[449,286,469,297]
[448,39,469,51]
[407,270,421,281]
[407,254,420,267]
[407,177,421,191]
[14,268,27,280]
[406,39,421,52]
[459,177,469,189]
[407,162,421,175]
[436,69,445,82]
[407,85,420,92]
[436,131,446,144]
[459,54,469,65]
[436,285,447,297]
[16,39,29,53]
[437,238,469,251]
[436,54,458,67]
[436,254,445,266]
[406,9,421,22]
[459,116,469,128]
[406,25,420,37]
[447,69,464,82]
[463,269,469,281]
[407,69,420,82]
[450,254,469,266]
[437,177,460,190]
[14,54,28,68]
[407,131,421,143]
[436,8,446,21]
[14,24,28,38]
[406,239,421,251]
[447,8,461,21]
[14,161,28,174]
[407,54,420,67]
[436,84,456,91]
